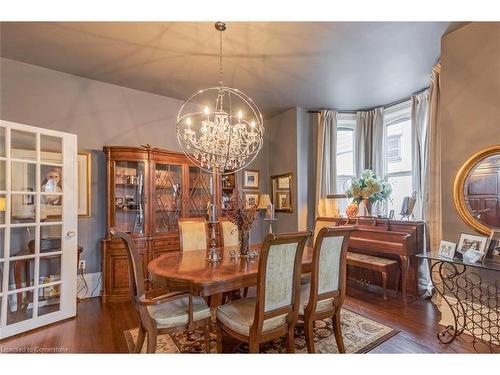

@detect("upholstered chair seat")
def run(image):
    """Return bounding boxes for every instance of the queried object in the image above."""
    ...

[148,296,211,329]
[216,297,287,336]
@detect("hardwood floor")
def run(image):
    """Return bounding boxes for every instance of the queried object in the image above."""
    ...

[0,285,487,353]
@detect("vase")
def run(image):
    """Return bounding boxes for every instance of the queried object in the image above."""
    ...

[238,228,250,257]
[362,199,373,216]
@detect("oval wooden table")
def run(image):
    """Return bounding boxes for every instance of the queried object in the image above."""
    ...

[148,244,314,298]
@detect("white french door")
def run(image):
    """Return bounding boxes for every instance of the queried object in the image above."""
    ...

[0,120,78,339]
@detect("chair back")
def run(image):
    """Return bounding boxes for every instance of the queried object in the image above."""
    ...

[219,217,239,247]
[110,229,145,307]
[178,218,208,252]
[306,226,356,315]
[29,238,61,253]
[313,217,339,245]
[251,231,311,335]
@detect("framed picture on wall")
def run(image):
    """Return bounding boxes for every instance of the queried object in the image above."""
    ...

[243,192,259,209]
[277,192,290,210]
[277,176,290,189]
[243,169,260,189]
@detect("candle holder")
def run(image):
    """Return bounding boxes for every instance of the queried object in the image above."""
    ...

[264,217,278,234]
[206,219,221,262]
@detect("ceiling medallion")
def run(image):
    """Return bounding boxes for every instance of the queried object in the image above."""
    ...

[176,22,264,175]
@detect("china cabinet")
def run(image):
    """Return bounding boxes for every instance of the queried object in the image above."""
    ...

[101,146,235,302]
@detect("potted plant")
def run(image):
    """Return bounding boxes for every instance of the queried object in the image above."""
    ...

[225,190,258,257]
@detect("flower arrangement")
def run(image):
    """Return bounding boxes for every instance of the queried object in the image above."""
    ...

[225,190,257,256]
[345,169,392,215]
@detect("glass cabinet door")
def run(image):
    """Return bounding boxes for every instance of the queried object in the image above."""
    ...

[114,161,145,233]
[187,166,214,217]
[154,163,182,233]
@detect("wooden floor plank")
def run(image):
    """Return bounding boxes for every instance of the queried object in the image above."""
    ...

[0,286,487,353]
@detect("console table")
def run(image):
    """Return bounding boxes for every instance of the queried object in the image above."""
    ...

[418,252,499,353]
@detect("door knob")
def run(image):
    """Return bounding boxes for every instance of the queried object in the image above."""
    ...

[66,231,76,239]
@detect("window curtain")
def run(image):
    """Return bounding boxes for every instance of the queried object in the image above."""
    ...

[411,89,433,296]
[411,63,443,298]
[315,110,338,218]
[428,64,444,304]
[355,107,384,179]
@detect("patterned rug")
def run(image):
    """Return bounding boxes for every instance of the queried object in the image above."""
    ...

[124,309,398,354]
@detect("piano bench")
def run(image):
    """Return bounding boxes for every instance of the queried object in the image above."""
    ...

[346,252,401,301]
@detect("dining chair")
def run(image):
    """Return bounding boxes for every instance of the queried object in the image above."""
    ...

[111,229,212,353]
[216,231,311,353]
[298,226,356,353]
[178,218,209,252]
[313,217,340,244]
[219,217,239,247]
[219,217,249,300]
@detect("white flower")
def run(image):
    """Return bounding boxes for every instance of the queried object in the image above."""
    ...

[361,187,372,199]
[361,169,374,180]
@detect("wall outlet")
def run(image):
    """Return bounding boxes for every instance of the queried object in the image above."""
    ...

[79,260,86,270]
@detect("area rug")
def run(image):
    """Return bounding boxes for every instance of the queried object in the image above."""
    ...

[124,309,398,354]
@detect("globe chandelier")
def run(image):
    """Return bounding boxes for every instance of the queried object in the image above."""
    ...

[176,22,264,175]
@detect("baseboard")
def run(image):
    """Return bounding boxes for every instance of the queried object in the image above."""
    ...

[77,271,102,299]
[439,295,499,345]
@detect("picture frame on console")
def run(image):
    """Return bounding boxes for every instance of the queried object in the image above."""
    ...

[438,240,457,260]
[456,233,489,263]
[486,230,500,264]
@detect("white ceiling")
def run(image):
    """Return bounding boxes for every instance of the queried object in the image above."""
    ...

[0,22,449,117]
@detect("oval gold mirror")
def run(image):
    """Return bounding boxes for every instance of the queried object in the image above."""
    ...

[454,145,500,235]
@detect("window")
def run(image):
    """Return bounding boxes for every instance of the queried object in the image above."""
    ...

[386,135,401,162]
[336,113,356,214]
[383,101,413,217]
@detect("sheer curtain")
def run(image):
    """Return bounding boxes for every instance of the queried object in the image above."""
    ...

[355,107,384,178]
[315,110,338,218]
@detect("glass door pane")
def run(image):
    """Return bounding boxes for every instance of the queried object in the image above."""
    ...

[187,166,214,217]
[114,161,145,233]
[154,163,182,233]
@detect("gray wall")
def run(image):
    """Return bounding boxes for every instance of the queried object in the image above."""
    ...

[297,108,315,234]
[0,57,279,273]
[266,108,299,233]
[439,23,500,241]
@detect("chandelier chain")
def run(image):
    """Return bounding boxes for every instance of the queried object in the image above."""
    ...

[219,28,223,86]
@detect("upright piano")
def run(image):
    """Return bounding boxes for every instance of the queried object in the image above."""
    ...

[319,217,425,301]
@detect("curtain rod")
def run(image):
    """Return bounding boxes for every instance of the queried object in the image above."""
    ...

[306,87,429,115]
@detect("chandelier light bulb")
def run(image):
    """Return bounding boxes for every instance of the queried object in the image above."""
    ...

[237,110,243,119]
[186,118,192,126]
[204,107,210,115]
[251,120,256,128]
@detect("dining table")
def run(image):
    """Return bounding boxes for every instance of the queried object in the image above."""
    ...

[148,244,314,301]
